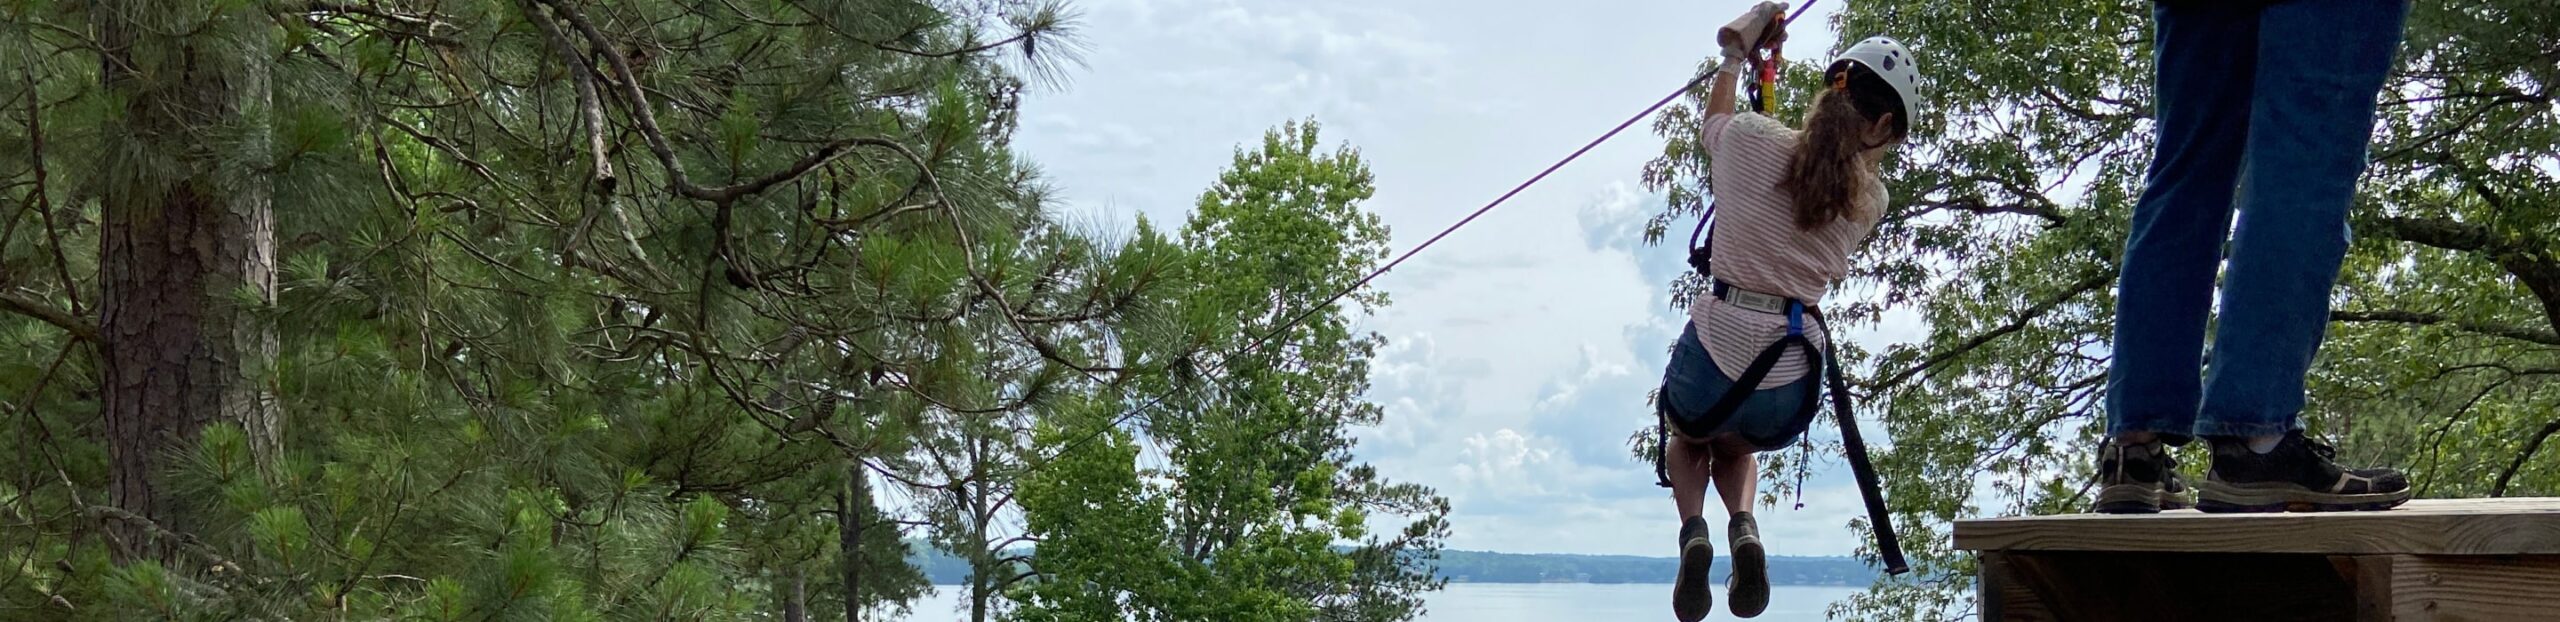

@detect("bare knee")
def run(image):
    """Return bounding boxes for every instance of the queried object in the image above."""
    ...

[1707,433,1758,459]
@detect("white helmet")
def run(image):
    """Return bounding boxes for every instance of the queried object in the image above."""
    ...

[1833,36,1923,131]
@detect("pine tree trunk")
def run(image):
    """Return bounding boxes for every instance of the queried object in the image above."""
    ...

[92,1,279,561]
[782,567,808,622]
[839,459,865,622]
[969,434,989,622]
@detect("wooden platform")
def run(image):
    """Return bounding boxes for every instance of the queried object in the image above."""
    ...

[1956,498,2560,621]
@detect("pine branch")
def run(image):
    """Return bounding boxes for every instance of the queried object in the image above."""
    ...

[872,31,1038,59]
[0,291,95,341]
[290,2,441,28]
[706,0,814,27]
[535,0,915,204]
[83,505,241,576]
[284,1,462,46]
[23,64,81,317]
[375,114,535,208]
[813,201,938,231]
[932,192,1131,377]
[840,342,1048,415]
[520,0,615,196]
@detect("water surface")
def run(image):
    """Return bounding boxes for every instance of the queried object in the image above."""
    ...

[894,583,1864,621]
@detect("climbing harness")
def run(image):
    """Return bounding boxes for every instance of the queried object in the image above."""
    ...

[1653,202,1910,576]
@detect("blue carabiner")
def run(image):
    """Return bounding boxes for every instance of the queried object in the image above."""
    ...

[1785,301,1804,337]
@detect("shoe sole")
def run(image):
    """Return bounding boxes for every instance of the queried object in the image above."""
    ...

[1729,533,1768,618]
[1673,537,1713,622]
[2195,480,2413,513]
[2094,483,2162,514]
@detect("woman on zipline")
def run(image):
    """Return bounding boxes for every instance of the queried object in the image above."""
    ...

[1658,3,1921,620]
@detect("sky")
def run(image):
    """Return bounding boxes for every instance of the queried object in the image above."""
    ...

[1006,0,1930,558]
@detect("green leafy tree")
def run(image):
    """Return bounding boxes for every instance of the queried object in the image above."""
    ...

[1635,1,2557,619]
[1006,396,1180,622]
[1009,120,1452,622]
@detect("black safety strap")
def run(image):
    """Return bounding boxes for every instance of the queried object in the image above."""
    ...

[1805,307,1910,575]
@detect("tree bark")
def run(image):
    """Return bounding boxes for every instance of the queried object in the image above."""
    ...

[839,459,866,622]
[969,434,989,622]
[782,566,809,622]
[93,1,279,560]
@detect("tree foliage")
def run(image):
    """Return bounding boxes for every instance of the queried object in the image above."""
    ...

[1007,120,1450,622]
[1636,1,2556,619]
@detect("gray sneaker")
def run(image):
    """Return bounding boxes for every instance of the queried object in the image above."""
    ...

[1727,512,1769,618]
[1673,516,1713,622]
[2094,439,2195,513]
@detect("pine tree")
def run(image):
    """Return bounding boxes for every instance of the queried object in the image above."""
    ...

[1,0,1186,618]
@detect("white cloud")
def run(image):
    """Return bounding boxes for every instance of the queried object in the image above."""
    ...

[1451,429,1559,492]
[1356,331,1479,455]
[1531,343,1638,413]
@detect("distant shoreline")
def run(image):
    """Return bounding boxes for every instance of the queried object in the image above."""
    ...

[1427,549,1877,586]
[909,546,1879,587]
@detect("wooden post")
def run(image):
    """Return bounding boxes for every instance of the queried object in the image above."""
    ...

[1978,552,2050,621]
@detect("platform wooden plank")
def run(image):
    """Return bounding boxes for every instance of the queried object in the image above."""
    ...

[2388,555,2560,621]
[1955,498,2560,555]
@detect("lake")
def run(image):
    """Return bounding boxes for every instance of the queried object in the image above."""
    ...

[891,583,1866,621]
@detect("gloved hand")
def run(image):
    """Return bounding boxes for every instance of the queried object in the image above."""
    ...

[1717,1,1790,61]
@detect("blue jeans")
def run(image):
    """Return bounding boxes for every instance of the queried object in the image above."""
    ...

[2106,0,2410,443]
[1662,323,1815,451]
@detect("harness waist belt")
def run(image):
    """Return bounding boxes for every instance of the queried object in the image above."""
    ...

[1711,280,1794,315]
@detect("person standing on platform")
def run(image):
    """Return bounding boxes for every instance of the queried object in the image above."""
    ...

[2094,0,2416,515]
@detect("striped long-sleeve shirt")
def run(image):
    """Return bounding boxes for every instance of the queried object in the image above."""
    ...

[1687,112,1885,389]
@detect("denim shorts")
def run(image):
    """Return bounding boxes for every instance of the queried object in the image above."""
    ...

[1660,322,1818,451]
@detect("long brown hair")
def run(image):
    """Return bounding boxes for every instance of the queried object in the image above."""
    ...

[1777,60,1908,230]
